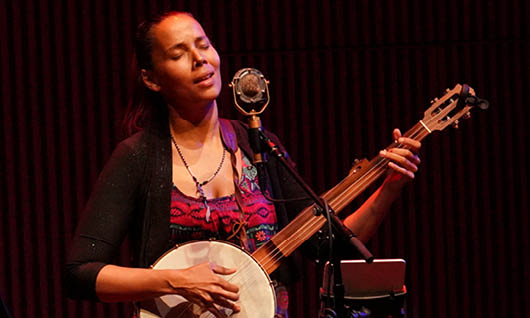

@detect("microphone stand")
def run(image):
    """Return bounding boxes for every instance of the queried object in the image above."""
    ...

[230,67,373,317]
[255,129,374,318]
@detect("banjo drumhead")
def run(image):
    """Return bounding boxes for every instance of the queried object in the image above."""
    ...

[139,240,276,318]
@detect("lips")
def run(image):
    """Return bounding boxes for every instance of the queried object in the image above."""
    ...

[193,72,214,84]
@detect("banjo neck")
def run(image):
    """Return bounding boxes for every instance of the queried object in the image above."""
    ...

[252,121,430,274]
[252,83,481,274]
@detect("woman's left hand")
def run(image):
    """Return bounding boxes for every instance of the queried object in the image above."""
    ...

[379,128,422,190]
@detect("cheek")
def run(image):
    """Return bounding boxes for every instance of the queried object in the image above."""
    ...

[212,52,222,83]
[209,49,221,70]
[158,63,188,85]
[153,66,190,100]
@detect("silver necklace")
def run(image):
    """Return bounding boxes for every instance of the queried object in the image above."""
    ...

[170,134,226,222]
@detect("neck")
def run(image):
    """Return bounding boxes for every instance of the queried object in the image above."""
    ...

[168,100,220,148]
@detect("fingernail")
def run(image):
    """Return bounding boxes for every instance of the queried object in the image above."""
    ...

[398,137,404,143]
[380,150,386,155]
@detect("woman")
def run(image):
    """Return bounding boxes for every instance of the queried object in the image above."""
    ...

[65,11,421,317]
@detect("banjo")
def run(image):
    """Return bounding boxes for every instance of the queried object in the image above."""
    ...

[139,84,487,317]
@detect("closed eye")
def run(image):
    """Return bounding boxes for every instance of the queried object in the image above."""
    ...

[196,37,211,50]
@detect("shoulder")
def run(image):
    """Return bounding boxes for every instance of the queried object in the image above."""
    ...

[103,129,163,174]
[119,129,149,151]
[116,128,165,157]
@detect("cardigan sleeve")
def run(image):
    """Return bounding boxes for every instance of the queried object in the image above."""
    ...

[64,136,146,300]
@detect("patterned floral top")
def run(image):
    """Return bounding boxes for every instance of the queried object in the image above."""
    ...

[170,155,277,253]
[169,155,289,317]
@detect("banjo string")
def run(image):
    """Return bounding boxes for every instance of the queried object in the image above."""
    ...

[168,122,430,317]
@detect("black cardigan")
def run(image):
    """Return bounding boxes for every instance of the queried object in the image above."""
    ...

[64,118,313,300]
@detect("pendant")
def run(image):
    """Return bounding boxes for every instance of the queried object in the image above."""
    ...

[204,199,211,222]
[196,183,211,222]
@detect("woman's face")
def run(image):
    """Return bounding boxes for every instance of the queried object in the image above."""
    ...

[145,14,221,108]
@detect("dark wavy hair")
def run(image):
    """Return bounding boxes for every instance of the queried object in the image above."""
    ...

[122,11,193,136]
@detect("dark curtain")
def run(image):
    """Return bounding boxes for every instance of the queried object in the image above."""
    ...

[1,0,528,317]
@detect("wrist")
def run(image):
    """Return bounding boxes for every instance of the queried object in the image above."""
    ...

[382,173,409,193]
[157,269,183,294]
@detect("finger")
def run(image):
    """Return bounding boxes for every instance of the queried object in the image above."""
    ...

[388,162,415,179]
[212,285,240,300]
[209,264,240,294]
[197,291,215,306]
[212,295,241,313]
[411,154,421,165]
[393,128,402,141]
[388,148,421,165]
[398,137,422,153]
[205,305,229,318]
[210,263,237,275]
[186,297,210,316]
[380,150,418,173]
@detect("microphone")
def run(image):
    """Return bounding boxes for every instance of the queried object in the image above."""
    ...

[238,71,261,99]
[229,68,270,164]
[230,68,270,113]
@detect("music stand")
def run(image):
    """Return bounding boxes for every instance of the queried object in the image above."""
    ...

[320,259,407,318]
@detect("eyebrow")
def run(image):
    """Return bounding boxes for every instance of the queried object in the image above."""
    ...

[166,36,209,52]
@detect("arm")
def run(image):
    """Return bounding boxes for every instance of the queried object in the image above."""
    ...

[344,128,422,242]
[65,137,240,314]
[95,265,175,301]
[95,263,240,312]
[64,139,145,300]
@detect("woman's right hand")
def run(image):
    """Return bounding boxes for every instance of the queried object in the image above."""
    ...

[169,262,240,317]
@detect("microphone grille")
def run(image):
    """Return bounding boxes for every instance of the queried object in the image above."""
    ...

[230,68,270,115]
[239,73,261,97]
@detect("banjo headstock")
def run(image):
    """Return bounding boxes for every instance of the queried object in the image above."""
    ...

[421,84,489,132]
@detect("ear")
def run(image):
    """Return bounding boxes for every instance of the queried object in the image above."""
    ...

[141,69,161,92]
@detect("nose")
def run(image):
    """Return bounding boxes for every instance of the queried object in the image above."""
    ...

[192,49,207,68]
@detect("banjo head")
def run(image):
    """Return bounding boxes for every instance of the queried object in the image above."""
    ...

[139,240,276,318]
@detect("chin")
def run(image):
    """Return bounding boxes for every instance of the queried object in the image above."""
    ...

[199,89,221,104]
[208,81,222,99]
